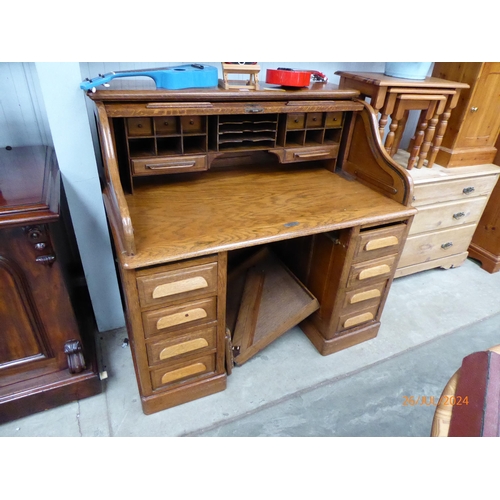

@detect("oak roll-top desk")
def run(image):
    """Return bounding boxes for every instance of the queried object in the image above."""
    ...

[87,82,416,415]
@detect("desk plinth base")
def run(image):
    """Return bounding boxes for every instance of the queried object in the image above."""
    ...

[140,373,227,415]
[300,319,380,356]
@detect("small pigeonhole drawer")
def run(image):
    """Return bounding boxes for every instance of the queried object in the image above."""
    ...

[127,117,153,137]
[287,113,306,129]
[306,112,323,128]
[181,116,205,133]
[325,112,343,128]
[154,116,179,135]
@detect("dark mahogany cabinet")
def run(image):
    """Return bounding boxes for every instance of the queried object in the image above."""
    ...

[0,145,101,423]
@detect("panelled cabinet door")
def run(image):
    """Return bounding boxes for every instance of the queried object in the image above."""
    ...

[458,63,500,149]
[0,225,82,382]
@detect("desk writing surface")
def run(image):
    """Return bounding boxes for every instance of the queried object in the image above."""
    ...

[121,164,415,269]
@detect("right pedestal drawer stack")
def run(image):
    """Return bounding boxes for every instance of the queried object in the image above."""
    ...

[395,162,500,278]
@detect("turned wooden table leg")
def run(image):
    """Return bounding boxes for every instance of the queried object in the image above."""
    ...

[427,92,459,168]
[406,112,427,170]
[415,101,440,169]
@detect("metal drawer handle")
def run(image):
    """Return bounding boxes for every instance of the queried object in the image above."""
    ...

[453,212,466,220]
[245,107,264,113]
[146,161,196,170]
[463,187,475,195]
[441,242,453,249]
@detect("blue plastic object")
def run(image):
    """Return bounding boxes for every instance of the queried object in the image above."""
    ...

[384,62,432,80]
[80,64,219,91]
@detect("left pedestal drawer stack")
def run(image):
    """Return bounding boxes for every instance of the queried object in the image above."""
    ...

[121,253,227,414]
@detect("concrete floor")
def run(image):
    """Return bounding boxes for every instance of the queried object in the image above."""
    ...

[2,257,500,437]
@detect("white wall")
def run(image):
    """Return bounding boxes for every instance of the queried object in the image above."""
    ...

[34,63,125,332]
[2,61,422,332]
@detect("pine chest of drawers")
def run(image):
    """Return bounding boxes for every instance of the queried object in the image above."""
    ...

[395,161,500,278]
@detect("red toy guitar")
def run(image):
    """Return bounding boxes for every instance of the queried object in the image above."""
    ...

[265,67,328,87]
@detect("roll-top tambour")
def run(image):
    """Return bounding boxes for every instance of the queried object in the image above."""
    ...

[344,312,374,329]
[152,276,208,299]
[157,307,207,330]
[365,236,399,251]
[349,288,381,304]
[161,363,207,385]
[359,264,391,280]
[159,338,209,360]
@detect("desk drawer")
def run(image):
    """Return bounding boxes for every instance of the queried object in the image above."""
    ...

[337,304,379,332]
[412,175,498,207]
[341,280,387,313]
[398,224,477,268]
[142,297,217,338]
[146,324,217,366]
[127,117,153,137]
[353,224,406,262]
[131,155,208,176]
[136,261,218,309]
[286,113,306,129]
[325,112,343,128]
[409,197,488,235]
[281,145,339,163]
[347,255,396,289]
[150,353,216,390]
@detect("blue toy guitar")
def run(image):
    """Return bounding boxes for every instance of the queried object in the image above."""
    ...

[80,64,218,92]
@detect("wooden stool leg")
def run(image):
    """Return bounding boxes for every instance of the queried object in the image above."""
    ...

[407,110,426,153]
[384,118,399,155]
[428,93,458,168]
[408,111,430,169]
[378,93,397,140]
[418,104,441,168]
[391,110,410,157]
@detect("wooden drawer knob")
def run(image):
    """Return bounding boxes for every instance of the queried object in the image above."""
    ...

[344,312,374,329]
[161,362,207,385]
[350,289,381,304]
[156,308,207,330]
[159,338,209,360]
[359,264,391,280]
[152,276,209,299]
[365,236,399,251]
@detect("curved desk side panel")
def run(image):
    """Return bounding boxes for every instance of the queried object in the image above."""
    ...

[341,100,414,207]
[95,102,136,256]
